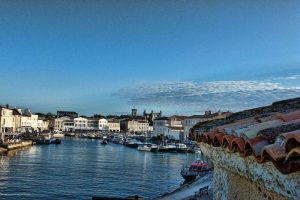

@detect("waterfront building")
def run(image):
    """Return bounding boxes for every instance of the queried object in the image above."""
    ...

[62,121,74,132]
[74,117,88,131]
[152,117,169,136]
[182,110,231,141]
[152,116,184,140]
[120,119,149,133]
[165,126,184,140]
[57,111,78,118]
[55,116,72,131]
[37,118,49,132]
[87,118,99,131]
[0,106,15,138]
[107,119,120,132]
[98,118,109,131]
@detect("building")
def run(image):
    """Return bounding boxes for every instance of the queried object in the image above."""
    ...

[62,120,75,132]
[165,126,184,140]
[87,118,99,131]
[0,106,15,137]
[74,117,88,131]
[120,119,149,133]
[169,115,185,127]
[57,111,78,118]
[37,118,49,132]
[143,110,162,122]
[152,117,169,136]
[55,116,72,131]
[182,111,232,141]
[107,119,120,132]
[98,118,108,131]
[153,116,184,140]
[131,107,137,117]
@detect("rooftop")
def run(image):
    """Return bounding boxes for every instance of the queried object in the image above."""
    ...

[191,97,300,175]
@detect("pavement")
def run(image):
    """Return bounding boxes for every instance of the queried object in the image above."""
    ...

[156,172,213,200]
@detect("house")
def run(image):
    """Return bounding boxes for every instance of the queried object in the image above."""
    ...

[55,116,73,131]
[107,119,120,132]
[120,119,149,133]
[0,106,15,137]
[99,118,108,131]
[152,117,169,136]
[74,117,88,131]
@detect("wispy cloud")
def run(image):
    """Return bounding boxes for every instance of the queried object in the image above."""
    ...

[270,74,300,81]
[115,80,300,114]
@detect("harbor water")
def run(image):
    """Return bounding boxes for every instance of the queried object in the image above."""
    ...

[0,137,206,199]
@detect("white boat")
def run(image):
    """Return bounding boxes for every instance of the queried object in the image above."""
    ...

[176,143,188,153]
[138,144,158,152]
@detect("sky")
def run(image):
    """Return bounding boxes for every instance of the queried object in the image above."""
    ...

[0,0,299,116]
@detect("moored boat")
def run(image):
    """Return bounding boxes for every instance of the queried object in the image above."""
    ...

[181,159,210,182]
[176,143,188,153]
[138,144,158,152]
[101,140,108,145]
[158,144,177,152]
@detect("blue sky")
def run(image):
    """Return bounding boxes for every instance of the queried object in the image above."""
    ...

[0,0,299,116]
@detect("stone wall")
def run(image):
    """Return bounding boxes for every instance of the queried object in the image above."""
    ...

[200,143,300,200]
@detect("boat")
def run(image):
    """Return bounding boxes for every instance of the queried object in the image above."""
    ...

[101,140,108,145]
[176,143,188,153]
[158,144,177,152]
[125,138,143,148]
[138,144,158,152]
[180,159,210,182]
[35,138,61,145]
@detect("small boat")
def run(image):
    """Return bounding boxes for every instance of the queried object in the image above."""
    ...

[176,143,188,153]
[138,144,158,152]
[181,159,210,182]
[101,140,108,145]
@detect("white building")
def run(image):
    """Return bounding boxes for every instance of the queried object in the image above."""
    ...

[165,126,184,140]
[63,120,75,132]
[152,117,169,136]
[99,118,109,131]
[74,117,88,131]
[55,116,72,131]
[182,111,232,141]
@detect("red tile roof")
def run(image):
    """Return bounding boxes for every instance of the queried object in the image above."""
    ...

[193,97,300,174]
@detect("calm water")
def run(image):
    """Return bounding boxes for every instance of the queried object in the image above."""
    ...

[0,137,204,199]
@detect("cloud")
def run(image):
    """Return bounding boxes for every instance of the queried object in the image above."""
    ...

[270,75,300,81]
[115,80,300,114]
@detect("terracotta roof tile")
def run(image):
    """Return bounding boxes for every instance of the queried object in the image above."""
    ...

[276,110,300,122]
[194,98,300,174]
[232,137,246,154]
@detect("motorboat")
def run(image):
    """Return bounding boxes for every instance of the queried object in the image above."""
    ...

[181,159,210,182]
[125,138,143,148]
[138,144,158,152]
[176,143,188,153]
[158,144,177,152]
